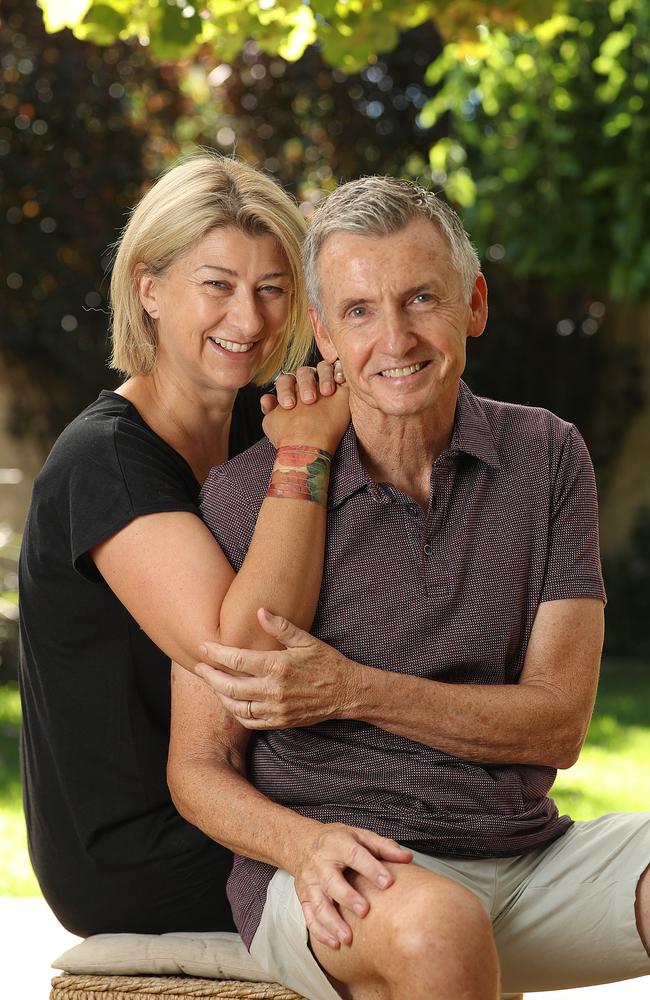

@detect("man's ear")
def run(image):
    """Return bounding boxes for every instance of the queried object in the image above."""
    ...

[134,263,160,320]
[467,273,488,340]
[308,304,338,363]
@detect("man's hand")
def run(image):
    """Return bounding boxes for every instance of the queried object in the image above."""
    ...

[291,823,412,948]
[196,609,361,729]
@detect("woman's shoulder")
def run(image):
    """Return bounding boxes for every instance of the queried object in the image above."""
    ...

[37,390,194,495]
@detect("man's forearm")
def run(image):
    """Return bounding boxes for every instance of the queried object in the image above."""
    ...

[347,597,603,769]
[168,740,318,871]
[348,667,584,768]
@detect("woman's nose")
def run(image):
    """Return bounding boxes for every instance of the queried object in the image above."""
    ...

[227,291,264,338]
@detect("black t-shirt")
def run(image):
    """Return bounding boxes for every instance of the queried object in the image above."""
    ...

[18,386,264,935]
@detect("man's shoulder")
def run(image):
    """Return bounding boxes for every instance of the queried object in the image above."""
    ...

[203,436,275,509]
[474,393,575,457]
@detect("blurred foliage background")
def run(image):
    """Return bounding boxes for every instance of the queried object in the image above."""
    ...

[1,0,649,677]
[0,0,648,900]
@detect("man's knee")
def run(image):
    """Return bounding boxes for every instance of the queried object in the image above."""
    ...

[344,865,499,991]
[635,861,650,956]
[388,873,493,961]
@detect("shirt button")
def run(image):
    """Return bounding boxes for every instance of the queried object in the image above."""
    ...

[406,503,419,515]
[423,542,432,556]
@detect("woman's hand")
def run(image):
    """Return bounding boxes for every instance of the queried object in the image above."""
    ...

[260,360,345,414]
[262,383,350,455]
[196,609,361,730]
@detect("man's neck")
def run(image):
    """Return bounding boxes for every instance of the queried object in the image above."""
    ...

[350,388,459,509]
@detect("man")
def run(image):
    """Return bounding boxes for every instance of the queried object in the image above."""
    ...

[168,177,650,1000]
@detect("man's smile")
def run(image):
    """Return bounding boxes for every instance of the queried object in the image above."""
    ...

[377,361,430,379]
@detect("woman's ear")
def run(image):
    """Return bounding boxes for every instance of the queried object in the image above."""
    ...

[134,263,160,319]
[308,305,337,363]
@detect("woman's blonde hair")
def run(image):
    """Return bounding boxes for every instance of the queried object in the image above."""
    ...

[109,154,311,384]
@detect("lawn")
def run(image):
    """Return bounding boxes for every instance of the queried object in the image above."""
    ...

[0,660,648,896]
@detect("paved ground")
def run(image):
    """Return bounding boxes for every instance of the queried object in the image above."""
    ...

[1,896,648,999]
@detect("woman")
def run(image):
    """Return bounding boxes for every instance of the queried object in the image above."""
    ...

[18,154,348,937]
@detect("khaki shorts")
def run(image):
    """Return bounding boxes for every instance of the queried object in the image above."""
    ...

[249,812,650,999]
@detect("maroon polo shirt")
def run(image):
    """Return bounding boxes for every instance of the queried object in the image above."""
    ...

[200,380,606,948]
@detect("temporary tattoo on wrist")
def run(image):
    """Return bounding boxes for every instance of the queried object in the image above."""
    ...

[267,444,333,508]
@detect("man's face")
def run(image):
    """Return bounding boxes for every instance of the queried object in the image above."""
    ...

[310,217,487,420]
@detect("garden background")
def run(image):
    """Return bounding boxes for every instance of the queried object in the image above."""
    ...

[0,0,648,922]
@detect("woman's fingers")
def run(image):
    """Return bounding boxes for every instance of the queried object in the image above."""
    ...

[273,371,298,409]
[295,366,318,403]
[259,392,279,415]
[269,362,340,411]
[316,360,335,396]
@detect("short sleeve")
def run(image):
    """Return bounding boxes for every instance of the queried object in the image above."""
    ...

[199,467,256,573]
[540,425,606,604]
[66,414,199,578]
[199,437,273,572]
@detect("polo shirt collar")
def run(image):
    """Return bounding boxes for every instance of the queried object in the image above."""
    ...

[329,380,500,509]
[450,380,501,470]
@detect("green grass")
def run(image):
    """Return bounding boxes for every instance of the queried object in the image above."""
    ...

[0,660,648,897]
[0,685,40,895]
[551,659,650,818]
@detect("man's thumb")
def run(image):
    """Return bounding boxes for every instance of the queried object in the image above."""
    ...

[257,608,308,647]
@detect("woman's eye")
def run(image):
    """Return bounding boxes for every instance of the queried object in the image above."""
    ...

[205,280,228,289]
[258,285,286,295]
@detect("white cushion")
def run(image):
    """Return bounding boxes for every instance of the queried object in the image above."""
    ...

[52,931,267,981]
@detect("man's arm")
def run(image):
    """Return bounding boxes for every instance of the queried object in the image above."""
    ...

[196,596,604,769]
[167,663,412,949]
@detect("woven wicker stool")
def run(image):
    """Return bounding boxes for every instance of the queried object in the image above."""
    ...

[50,975,305,1000]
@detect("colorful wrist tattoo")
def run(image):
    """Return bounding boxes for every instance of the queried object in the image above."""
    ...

[267,444,333,508]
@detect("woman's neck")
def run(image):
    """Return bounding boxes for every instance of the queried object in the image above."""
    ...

[116,370,237,484]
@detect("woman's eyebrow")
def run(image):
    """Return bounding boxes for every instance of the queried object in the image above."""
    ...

[195,265,290,280]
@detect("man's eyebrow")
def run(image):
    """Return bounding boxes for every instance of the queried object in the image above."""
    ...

[195,265,290,280]
[338,296,371,315]
[403,281,444,298]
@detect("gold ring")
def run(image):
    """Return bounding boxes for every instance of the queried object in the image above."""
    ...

[246,700,254,719]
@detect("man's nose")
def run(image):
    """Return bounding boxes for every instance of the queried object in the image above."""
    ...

[379,306,417,355]
[228,290,264,338]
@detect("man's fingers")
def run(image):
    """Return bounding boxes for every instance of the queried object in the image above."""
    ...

[198,641,269,677]
[257,608,312,648]
[195,667,262,702]
[302,894,351,948]
[360,831,413,866]
[334,359,346,384]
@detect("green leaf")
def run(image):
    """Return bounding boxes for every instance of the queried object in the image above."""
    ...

[74,3,127,45]
[37,0,92,33]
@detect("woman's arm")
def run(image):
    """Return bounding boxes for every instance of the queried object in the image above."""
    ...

[91,388,349,671]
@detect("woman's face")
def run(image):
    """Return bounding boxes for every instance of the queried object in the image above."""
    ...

[139,227,292,392]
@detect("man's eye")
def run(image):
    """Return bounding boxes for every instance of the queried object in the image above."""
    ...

[413,293,433,304]
[349,306,366,318]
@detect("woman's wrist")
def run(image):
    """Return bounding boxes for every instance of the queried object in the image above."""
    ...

[267,444,332,507]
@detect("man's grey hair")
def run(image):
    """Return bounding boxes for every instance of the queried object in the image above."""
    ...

[304,176,481,320]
